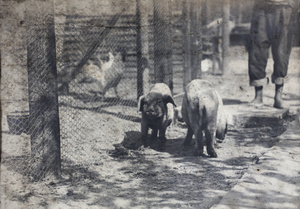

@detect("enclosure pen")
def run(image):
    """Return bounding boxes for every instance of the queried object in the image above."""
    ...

[3,0,297,208]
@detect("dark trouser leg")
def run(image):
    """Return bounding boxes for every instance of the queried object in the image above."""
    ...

[269,6,293,109]
[248,6,270,103]
[270,6,293,85]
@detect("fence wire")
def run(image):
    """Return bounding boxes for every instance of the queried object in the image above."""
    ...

[2,7,222,179]
[57,14,146,167]
[2,0,61,181]
[56,11,220,168]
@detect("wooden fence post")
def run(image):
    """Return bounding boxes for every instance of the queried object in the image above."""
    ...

[183,0,191,88]
[153,0,173,90]
[167,0,174,91]
[26,0,61,181]
[136,0,150,98]
[190,0,202,80]
[222,0,230,76]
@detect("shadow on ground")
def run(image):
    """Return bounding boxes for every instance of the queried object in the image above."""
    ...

[2,93,296,209]
[1,113,294,209]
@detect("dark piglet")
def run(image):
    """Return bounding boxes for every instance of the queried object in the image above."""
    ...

[138,83,176,144]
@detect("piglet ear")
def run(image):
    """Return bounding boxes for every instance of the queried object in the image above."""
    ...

[137,96,145,112]
[163,95,176,107]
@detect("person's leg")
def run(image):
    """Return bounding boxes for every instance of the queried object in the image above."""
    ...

[248,4,271,104]
[252,86,263,104]
[274,84,287,109]
[269,6,294,109]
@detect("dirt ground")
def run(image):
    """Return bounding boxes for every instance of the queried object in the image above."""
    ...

[0,106,292,209]
[1,47,300,209]
[1,0,299,207]
[0,92,295,209]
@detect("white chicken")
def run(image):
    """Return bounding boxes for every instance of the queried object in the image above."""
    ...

[77,50,125,98]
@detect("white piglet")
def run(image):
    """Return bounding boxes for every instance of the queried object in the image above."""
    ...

[181,79,227,157]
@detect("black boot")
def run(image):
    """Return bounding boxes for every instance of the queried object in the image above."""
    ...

[274,84,289,109]
[250,86,263,104]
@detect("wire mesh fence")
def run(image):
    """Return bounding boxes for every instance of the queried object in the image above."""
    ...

[2,1,224,180]
[2,0,61,181]
[54,8,195,168]
[56,13,145,168]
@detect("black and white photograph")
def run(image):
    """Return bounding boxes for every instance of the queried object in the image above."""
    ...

[1,0,300,208]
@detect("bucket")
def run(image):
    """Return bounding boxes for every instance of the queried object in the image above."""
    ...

[6,111,30,135]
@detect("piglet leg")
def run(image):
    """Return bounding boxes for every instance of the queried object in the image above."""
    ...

[150,128,158,141]
[158,126,167,143]
[141,121,149,145]
[183,126,193,148]
[205,128,218,158]
[194,129,204,156]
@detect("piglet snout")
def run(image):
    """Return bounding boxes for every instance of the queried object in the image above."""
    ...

[146,108,159,117]
[146,108,155,114]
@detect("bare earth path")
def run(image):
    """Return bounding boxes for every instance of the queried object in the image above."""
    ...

[1,47,299,208]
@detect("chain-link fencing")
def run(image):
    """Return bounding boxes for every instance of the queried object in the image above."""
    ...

[1,1,223,180]
[2,0,61,181]
[55,8,222,169]
[56,13,146,168]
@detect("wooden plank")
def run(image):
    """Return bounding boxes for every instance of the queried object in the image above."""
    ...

[225,104,289,127]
